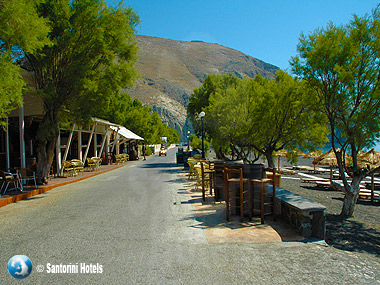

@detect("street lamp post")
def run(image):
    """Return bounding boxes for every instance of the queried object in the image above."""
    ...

[198,111,205,159]
[187,130,190,151]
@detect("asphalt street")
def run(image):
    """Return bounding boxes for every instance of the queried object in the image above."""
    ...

[0,149,379,284]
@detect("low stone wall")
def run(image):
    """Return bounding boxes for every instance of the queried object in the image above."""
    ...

[270,186,326,240]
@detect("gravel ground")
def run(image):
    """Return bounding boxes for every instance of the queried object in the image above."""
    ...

[278,157,380,257]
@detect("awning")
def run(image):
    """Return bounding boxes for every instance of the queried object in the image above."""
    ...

[110,125,144,141]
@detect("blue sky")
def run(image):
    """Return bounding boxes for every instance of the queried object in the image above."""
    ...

[117,0,379,71]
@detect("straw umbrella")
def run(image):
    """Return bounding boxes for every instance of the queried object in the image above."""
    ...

[293,148,306,157]
[313,148,351,181]
[358,148,380,201]
[314,156,337,181]
[304,150,323,159]
[304,150,323,172]
[274,149,288,171]
[313,149,339,180]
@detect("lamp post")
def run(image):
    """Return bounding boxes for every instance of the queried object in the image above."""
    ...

[187,130,190,151]
[198,111,205,159]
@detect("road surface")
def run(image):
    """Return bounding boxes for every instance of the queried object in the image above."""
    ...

[0,149,379,283]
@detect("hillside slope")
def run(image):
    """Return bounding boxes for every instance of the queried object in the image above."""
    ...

[126,35,279,139]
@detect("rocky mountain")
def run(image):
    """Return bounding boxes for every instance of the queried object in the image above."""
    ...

[126,35,279,140]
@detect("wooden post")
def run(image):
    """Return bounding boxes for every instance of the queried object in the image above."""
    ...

[83,123,96,163]
[56,131,61,176]
[99,128,109,159]
[78,130,82,161]
[110,127,119,153]
[5,116,10,170]
[60,124,75,176]
[19,106,26,168]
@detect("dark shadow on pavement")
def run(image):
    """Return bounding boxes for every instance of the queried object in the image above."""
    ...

[326,214,380,257]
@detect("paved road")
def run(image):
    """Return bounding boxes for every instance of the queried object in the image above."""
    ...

[0,149,379,284]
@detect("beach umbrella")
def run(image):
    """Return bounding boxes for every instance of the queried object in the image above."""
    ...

[358,148,380,169]
[313,148,351,181]
[292,148,306,157]
[358,148,380,202]
[313,149,339,180]
[274,149,288,171]
[312,148,335,165]
[304,150,323,172]
[303,150,323,159]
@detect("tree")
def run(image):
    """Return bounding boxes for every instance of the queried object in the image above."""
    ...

[21,0,140,183]
[187,74,239,158]
[189,72,328,166]
[291,7,380,217]
[0,0,50,127]
[189,134,210,155]
[188,71,327,164]
[116,97,180,145]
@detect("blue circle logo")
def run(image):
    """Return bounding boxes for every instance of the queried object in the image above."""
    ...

[8,255,33,279]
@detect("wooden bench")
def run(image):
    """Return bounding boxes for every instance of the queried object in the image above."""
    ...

[269,185,326,239]
[359,189,380,201]
[301,178,329,183]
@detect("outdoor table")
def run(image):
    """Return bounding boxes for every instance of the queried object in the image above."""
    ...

[213,160,244,201]
[224,163,265,217]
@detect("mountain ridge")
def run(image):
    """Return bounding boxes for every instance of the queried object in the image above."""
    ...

[126,35,279,139]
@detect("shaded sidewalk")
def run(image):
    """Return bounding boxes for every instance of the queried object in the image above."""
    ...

[0,163,127,208]
[178,170,308,244]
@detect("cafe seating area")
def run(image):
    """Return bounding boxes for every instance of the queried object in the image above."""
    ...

[185,156,278,224]
[62,157,103,176]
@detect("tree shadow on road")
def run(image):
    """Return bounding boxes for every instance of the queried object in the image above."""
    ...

[326,214,380,257]
[141,162,182,174]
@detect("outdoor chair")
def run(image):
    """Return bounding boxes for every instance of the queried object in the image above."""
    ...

[91,157,102,170]
[86,157,97,171]
[17,168,37,189]
[70,159,84,175]
[115,154,126,164]
[62,160,75,177]
[0,170,23,195]
[187,158,198,179]
[224,166,251,222]
[250,167,276,224]
[194,163,210,192]
[200,161,216,201]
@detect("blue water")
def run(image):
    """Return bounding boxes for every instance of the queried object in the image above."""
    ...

[321,142,380,153]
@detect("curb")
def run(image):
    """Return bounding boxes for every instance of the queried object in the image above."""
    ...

[0,164,126,208]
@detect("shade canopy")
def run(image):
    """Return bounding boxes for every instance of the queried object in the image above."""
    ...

[110,125,144,141]
[274,149,288,157]
[358,148,380,169]
[303,150,323,159]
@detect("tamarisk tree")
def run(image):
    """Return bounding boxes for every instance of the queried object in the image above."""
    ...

[22,0,139,183]
[291,6,380,217]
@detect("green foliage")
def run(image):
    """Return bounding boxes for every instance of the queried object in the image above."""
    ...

[22,0,140,142]
[0,0,51,124]
[188,71,328,165]
[8,0,142,182]
[291,5,380,217]
[98,92,180,145]
[189,134,210,155]
[0,56,24,127]
[145,146,153,156]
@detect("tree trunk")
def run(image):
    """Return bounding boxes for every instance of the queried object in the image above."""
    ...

[215,147,228,160]
[264,149,276,168]
[340,178,360,218]
[36,132,58,185]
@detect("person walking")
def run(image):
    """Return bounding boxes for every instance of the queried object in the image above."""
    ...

[142,142,147,160]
